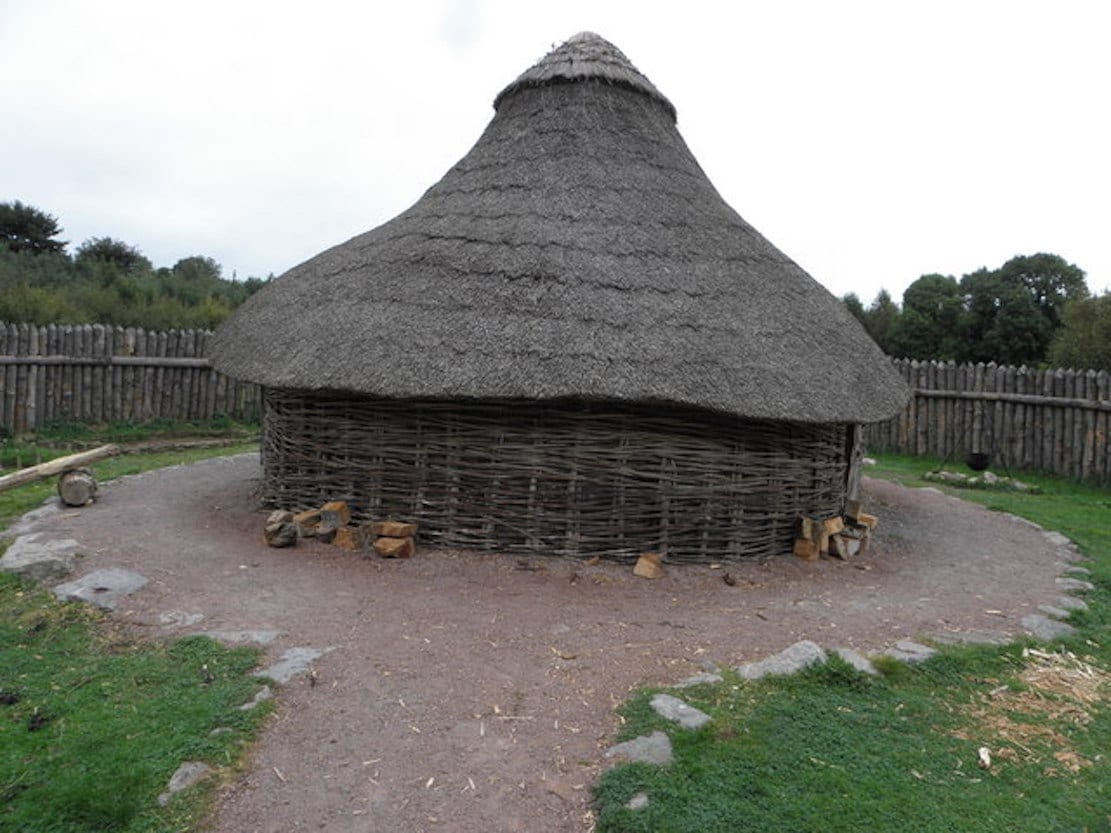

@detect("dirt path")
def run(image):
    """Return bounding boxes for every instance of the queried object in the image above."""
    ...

[19,454,1076,832]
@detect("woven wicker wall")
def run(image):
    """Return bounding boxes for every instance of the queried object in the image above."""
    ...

[261,391,851,562]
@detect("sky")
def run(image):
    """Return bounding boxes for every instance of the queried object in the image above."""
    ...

[2,0,1108,305]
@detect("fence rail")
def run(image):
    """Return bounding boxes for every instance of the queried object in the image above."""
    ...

[863,359,1111,484]
[0,322,261,433]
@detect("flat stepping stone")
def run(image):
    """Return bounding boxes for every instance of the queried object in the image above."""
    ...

[605,731,673,766]
[1054,596,1088,611]
[159,610,205,627]
[0,534,79,582]
[625,792,650,810]
[1061,565,1091,576]
[254,646,333,684]
[52,568,147,610]
[882,640,936,663]
[672,672,723,689]
[1037,604,1072,620]
[650,693,711,730]
[1056,577,1094,592]
[204,630,280,646]
[1022,614,1077,641]
[830,646,878,675]
[6,501,63,537]
[239,685,273,711]
[928,630,1011,646]
[1042,531,1072,547]
[735,640,827,680]
[158,761,211,806]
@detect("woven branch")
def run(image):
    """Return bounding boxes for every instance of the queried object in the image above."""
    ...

[260,391,850,562]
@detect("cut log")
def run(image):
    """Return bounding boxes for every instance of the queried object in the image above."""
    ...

[264,522,298,548]
[856,512,879,530]
[57,467,98,506]
[828,534,849,560]
[374,536,415,558]
[798,516,820,543]
[369,520,418,538]
[293,508,322,536]
[0,444,119,493]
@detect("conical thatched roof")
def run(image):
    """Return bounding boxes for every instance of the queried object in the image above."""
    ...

[212,32,907,423]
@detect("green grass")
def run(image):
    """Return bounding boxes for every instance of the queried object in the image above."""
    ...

[594,454,1110,832]
[0,425,266,832]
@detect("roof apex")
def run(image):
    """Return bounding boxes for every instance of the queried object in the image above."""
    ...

[494,32,676,120]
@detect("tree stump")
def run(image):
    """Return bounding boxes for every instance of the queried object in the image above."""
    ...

[58,468,98,507]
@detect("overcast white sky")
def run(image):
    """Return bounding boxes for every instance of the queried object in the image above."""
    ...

[2,0,1108,304]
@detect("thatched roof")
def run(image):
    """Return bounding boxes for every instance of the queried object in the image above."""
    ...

[212,32,908,423]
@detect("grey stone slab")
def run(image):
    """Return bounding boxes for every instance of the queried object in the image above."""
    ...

[159,610,205,627]
[1037,604,1072,621]
[254,646,333,684]
[204,630,280,646]
[1054,596,1088,611]
[52,568,147,610]
[1056,577,1094,592]
[5,500,63,537]
[650,693,711,730]
[672,672,724,689]
[735,640,827,680]
[158,761,211,806]
[605,731,673,766]
[239,685,273,711]
[830,646,879,675]
[1061,565,1091,576]
[625,792,650,810]
[1042,531,1072,547]
[928,631,1011,647]
[0,534,79,581]
[1022,614,1077,641]
[883,640,937,664]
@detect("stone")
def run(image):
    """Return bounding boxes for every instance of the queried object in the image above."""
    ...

[264,522,298,548]
[334,525,368,551]
[882,640,936,664]
[204,630,280,646]
[672,672,724,689]
[314,523,338,543]
[1022,614,1077,641]
[6,500,62,537]
[604,731,673,766]
[1037,604,1073,621]
[633,552,664,579]
[158,761,211,806]
[320,501,351,527]
[650,693,711,730]
[625,792,650,810]
[370,520,418,538]
[52,568,147,610]
[928,631,1011,647]
[735,640,827,680]
[239,685,273,710]
[1061,565,1091,576]
[1042,531,1072,548]
[254,646,333,684]
[1056,577,1094,592]
[830,646,879,676]
[266,510,293,526]
[159,610,205,627]
[1054,596,1088,611]
[373,535,415,558]
[0,534,79,581]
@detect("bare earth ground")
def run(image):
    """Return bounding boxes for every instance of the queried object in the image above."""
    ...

[19,453,1077,833]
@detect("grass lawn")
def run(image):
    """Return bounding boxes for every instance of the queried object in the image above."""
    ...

[594,454,1109,832]
[1,429,267,832]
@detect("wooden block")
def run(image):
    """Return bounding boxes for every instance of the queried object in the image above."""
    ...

[333,525,367,551]
[293,508,322,536]
[374,536,415,558]
[793,538,820,561]
[821,517,845,536]
[370,520,418,539]
[829,534,849,560]
[845,499,863,522]
[320,501,351,527]
[798,516,820,542]
[633,552,664,579]
[856,512,879,530]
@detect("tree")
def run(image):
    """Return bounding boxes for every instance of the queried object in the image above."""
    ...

[0,200,67,255]
[862,289,900,353]
[994,252,1087,331]
[172,255,221,282]
[841,292,867,327]
[75,237,152,273]
[960,268,1051,365]
[887,274,965,360]
[1047,293,1111,370]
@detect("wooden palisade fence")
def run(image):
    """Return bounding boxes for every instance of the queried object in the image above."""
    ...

[864,359,1111,485]
[0,322,261,434]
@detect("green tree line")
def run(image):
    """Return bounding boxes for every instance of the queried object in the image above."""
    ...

[1,200,268,330]
[843,253,1110,370]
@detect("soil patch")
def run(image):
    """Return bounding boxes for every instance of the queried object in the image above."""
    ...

[15,455,1076,832]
